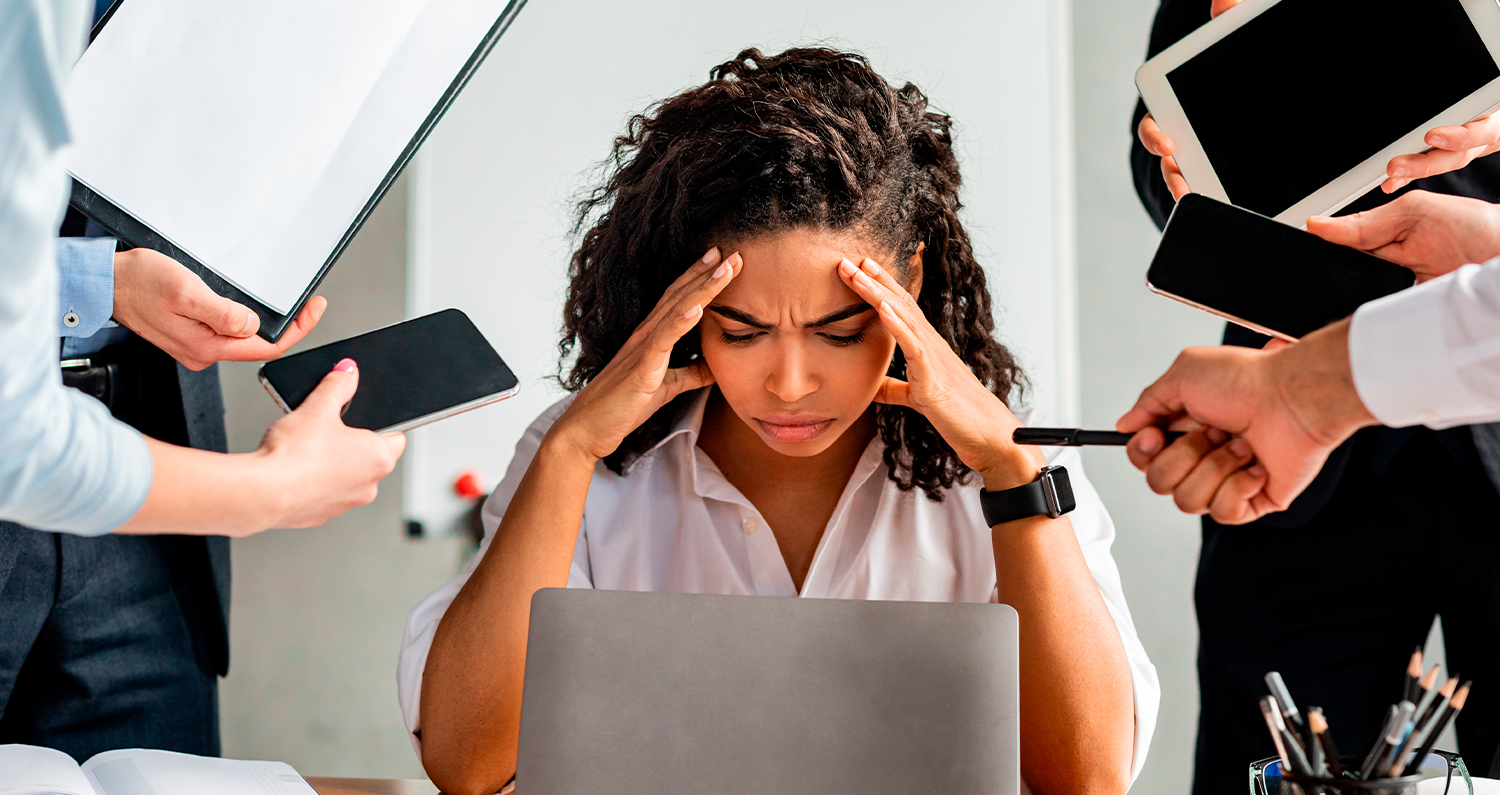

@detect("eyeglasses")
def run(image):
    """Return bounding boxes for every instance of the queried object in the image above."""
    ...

[1249,750,1471,794]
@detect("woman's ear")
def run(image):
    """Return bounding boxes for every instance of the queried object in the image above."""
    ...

[905,242,926,298]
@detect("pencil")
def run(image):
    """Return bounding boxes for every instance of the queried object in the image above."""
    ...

[1401,682,1470,777]
[1403,648,1423,703]
[1308,708,1343,777]
[1408,676,1459,752]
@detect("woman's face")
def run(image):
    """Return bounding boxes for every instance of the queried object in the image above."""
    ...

[700,227,919,458]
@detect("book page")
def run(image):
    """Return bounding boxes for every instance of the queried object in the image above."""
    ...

[0,745,94,795]
[82,750,317,795]
[65,0,513,314]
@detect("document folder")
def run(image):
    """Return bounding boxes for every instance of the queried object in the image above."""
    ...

[66,0,527,341]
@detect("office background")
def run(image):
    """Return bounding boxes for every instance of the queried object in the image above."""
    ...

[209,0,1449,792]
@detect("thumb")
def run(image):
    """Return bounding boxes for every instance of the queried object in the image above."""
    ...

[872,376,912,407]
[297,358,360,418]
[189,283,260,338]
[1304,214,1376,250]
[1117,374,1185,433]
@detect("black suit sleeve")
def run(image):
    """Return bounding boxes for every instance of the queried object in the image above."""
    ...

[1131,0,1214,231]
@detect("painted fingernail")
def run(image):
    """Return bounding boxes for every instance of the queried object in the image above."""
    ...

[334,358,357,374]
[703,247,720,263]
[1429,134,1448,148]
[682,305,702,321]
[712,262,730,279]
[1230,438,1251,457]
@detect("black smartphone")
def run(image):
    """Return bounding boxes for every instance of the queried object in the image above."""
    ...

[258,308,519,433]
[1147,193,1416,340]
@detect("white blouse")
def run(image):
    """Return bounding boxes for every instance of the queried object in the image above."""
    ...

[398,390,1160,786]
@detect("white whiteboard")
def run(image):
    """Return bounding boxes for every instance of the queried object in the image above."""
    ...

[404,0,1078,533]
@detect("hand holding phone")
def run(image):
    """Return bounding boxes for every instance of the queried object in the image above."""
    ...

[1147,194,1415,341]
[259,309,518,433]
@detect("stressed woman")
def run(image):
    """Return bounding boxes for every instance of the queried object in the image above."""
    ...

[398,47,1157,795]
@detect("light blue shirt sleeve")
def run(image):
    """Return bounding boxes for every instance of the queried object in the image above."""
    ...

[56,237,118,338]
[0,0,153,536]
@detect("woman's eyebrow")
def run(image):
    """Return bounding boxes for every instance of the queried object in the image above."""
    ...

[706,303,872,329]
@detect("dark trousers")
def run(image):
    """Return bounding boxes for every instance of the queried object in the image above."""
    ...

[1192,429,1500,794]
[0,528,220,762]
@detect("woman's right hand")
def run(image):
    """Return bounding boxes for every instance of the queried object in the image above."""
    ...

[256,358,407,529]
[547,247,741,462]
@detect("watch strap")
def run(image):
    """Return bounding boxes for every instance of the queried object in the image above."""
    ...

[980,465,1075,526]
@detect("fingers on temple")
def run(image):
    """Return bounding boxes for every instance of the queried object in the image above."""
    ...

[647,253,739,354]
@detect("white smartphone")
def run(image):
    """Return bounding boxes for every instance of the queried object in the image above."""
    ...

[258,309,519,434]
[1135,0,1500,225]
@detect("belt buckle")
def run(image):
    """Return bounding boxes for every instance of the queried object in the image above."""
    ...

[60,357,94,371]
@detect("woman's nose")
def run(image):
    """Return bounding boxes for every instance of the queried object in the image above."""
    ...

[765,345,818,403]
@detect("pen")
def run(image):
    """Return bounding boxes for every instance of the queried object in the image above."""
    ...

[1265,672,1310,751]
[1360,705,1400,779]
[1361,701,1414,779]
[1260,697,1297,774]
[1013,427,1186,446]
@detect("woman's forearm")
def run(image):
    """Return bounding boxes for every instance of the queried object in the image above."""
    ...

[991,513,1136,795]
[113,439,284,536]
[418,435,598,795]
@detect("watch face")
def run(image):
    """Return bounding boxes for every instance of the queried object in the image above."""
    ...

[1051,470,1076,515]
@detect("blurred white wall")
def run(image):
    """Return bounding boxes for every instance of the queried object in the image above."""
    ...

[1071,1,1225,793]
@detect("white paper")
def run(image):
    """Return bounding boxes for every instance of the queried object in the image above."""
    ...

[66,0,512,314]
[82,750,317,795]
[0,745,94,795]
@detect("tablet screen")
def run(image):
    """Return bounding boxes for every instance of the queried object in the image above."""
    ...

[1168,0,1499,217]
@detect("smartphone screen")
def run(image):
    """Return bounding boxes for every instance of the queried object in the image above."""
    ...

[1166,0,1499,218]
[1147,194,1415,340]
[258,308,518,433]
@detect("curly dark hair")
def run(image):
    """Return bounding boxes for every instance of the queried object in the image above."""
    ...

[559,46,1026,499]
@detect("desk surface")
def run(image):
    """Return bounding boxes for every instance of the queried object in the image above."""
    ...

[307,777,438,795]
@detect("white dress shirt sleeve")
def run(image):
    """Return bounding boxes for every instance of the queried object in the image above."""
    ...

[397,397,586,757]
[1350,259,1500,429]
[0,0,153,536]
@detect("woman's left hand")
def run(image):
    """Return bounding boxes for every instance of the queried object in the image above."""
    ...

[838,257,1044,491]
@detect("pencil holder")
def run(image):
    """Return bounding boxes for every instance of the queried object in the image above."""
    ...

[1249,751,1472,795]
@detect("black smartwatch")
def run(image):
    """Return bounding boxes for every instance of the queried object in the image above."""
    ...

[979,465,1076,526]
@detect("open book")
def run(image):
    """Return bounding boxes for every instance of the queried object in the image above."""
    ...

[0,745,318,795]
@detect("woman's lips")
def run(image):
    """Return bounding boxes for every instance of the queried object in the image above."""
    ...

[755,417,834,443]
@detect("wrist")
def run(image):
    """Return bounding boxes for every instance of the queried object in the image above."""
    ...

[243,449,295,533]
[978,445,1045,493]
[1270,321,1378,445]
[538,427,604,472]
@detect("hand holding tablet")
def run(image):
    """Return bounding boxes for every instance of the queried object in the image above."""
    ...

[1136,0,1500,223]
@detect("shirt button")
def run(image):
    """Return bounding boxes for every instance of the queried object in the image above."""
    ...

[62,312,80,328]
[741,516,758,534]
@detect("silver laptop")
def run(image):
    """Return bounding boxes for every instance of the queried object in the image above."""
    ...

[516,588,1020,795]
